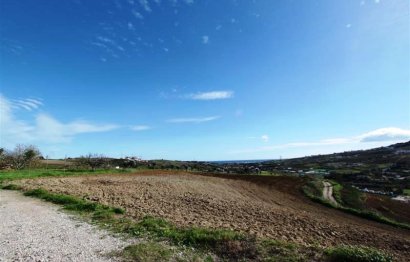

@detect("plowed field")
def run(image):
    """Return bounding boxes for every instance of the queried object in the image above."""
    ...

[14,171,410,261]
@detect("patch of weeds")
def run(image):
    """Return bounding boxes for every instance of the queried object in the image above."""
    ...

[121,242,173,262]
[0,183,22,190]
[340,185,365,209]
[23,188,124,215]
[338,207,410,230]
[325,245,393,262]
[302,179,323,199]
[100,215,253,259]
[258,239,302,261]
[330,181,343,204]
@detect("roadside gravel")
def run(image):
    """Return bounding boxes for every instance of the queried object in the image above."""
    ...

[0,190,131,262]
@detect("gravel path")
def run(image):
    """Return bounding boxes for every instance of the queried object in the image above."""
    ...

[0,190,131,262]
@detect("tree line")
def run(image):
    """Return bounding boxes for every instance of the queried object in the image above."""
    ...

[0,144,41,170]
[0,144,114,171]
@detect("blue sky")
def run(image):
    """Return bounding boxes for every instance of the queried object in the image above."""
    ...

[0,0,409,160]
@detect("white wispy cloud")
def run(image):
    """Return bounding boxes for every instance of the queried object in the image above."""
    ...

[132,10,144,19]
[202,35,209,44]
[139,0,151,12]
[11,98,43,111]
[166,116,220,123]
[261,135,269,142]
[128,22,135,30]
[186,91,234,100]
[130,125,151,131]
[0,94,119,147]
[231,127,410,154]
[97,36,116,45]
[92,36,122,59]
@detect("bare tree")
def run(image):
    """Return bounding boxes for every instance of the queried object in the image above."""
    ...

[76,154,110,171]
[0,148,7,169]
[8,144,41,170]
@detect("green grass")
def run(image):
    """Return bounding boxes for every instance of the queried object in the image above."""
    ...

[0,168,140,182]
[329,181,364,209]
[120,242,173,262]
[330,181,343,204]
[0,184,22,190]
[403,189,410,196]
[340,185,365,209]
[302,179,323,198]
[23,188,124,214]
[105,215,251,259]
[326,245,393,262]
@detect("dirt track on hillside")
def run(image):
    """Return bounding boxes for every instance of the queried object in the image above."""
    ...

[13,171,410,261]
[322,181,337,206]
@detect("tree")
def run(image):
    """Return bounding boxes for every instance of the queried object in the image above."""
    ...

[0,148,7,169]
[76,153,110,171]
[8,144,41,170]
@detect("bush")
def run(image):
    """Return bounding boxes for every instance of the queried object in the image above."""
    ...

[326,245,393,262]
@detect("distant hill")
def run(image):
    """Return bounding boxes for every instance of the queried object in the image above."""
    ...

[264,141,410,193]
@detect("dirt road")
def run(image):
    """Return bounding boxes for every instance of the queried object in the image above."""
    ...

[0,190,130,262]
[322,181,338,206]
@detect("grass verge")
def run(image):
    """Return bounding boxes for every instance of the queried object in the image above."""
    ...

[120,242,174,262]
[0,168,141,183]
[23,188,124,214]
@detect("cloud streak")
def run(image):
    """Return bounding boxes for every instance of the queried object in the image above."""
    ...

[11,98,43,111]
[166,116,220,123]
[186,91,234,100]
[130,125,151,131]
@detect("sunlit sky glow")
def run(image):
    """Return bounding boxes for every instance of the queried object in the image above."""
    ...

[1,0,409,160]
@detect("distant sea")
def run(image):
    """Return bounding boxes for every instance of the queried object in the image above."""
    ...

[209,159,274,164]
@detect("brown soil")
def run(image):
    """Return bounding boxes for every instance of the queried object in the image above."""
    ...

[364,193,410,224]
[14,171,410,261]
